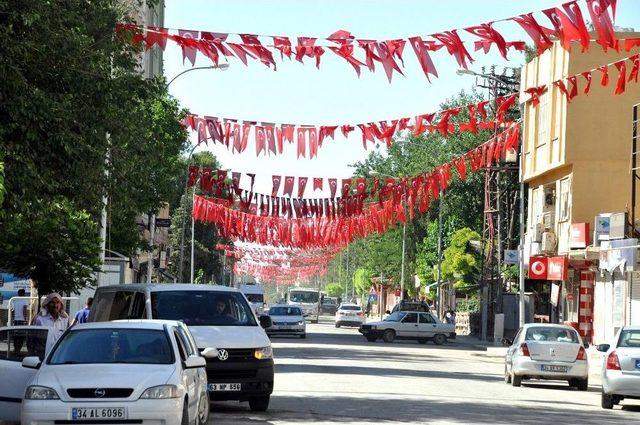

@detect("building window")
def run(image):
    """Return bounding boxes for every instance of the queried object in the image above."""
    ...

[537,93,549,147]
[559,178,570,222]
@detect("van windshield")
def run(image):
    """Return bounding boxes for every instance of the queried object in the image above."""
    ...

[151,291,257,327]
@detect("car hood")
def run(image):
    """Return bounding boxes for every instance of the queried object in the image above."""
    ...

[364,320,387,327]
[188,325,270,349]
[35,364,176,401]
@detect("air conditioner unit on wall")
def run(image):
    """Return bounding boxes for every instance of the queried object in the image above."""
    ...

[542,212,555,230]
[541,231,557,254]
[531,223,544,242]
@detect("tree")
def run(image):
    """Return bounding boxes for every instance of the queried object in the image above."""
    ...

[353,268,373,296]
[440,228,482,293]
[324,283,345,298]
[0,1,187,294]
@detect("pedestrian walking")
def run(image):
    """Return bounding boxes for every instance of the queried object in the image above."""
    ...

[71,297,93,325]
[11,288,30,326]
[35,293,69,353]
[445,309,456,325]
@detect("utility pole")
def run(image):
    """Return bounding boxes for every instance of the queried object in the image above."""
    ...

[147,214,155,284]
[400,221,406,302]
[436,190,444,319]
[190,186,196,283]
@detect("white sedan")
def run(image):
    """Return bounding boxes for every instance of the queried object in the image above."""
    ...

[0,320,210,425]
[359,311,455,344]
[335,304,366,328]
[598,325,640,409]
[266,305,306,338]
[504,324,589,390]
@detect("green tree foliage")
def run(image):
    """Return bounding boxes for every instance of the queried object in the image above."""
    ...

[324,283,345,298]
[353,268,373,296]
[0,0,186,294]
[440,228,481,293]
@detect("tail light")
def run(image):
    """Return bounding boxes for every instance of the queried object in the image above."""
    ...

[576,346,587,361]
[519,343,530,357]
[606,351,621,370]
[357,312,364,316]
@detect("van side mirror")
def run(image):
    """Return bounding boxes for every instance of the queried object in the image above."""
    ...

[596,344,610,352]
[259,315,272,329]
[22,356,41,369]
[184,356,206,369]
[201,347,219,359]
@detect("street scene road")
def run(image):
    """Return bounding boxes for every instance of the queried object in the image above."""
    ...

[209,319,640,424]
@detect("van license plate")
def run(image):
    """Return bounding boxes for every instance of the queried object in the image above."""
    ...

[71,408,126,420]
[540,365,568,373]
[208,383,241,392]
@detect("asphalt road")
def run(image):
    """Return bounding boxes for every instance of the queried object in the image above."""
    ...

[209,317,640,424]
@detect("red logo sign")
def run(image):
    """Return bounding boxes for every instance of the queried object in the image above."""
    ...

[529,257,548,280]
[547,256,569,281]
[569,223,590,249]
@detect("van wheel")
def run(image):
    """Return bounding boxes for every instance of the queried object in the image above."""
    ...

[382,329,395,343]
[433,334,447,345]
[601,392,614,409]
[249,396,270,412]
[197,393,209,425]
[181,400,189,425]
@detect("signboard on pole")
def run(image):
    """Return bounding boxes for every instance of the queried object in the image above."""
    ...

[504,250,519,265]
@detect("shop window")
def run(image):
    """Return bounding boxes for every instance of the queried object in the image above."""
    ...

[559,178,570,222]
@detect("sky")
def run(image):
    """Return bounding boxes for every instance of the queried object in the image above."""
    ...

[163,0,639,197]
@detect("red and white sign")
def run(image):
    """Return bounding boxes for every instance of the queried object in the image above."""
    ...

[547,256,569,281]
[528,256,548,280]
[569,223,590,249]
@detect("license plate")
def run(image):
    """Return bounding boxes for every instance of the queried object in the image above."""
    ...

[540,365,568,373]
[71,408,126,420]
[208,383,241,392]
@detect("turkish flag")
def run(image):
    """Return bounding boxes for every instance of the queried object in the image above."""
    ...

[177,29,200,65]
[356,178,367,194]
[328,178,338,198]
[255,125,266,156]
[313,178,323,191]
[283,176,295,197]
[341,179,352,197]
[298,177,308,198]
[272,175,281,197]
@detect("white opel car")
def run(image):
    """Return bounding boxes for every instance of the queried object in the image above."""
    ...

[266,305,306,338]
[598,325,640,409]
[0,320,210,425]
[504,324,589,390]
[335,304,366,328]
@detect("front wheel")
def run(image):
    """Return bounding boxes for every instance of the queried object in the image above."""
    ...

[601,392,614,409]
[181,400,189,425]
[335,322,341,328]
[249,396,270,412]
[504,365,512,384]
[433,334,447,345]
[382,329,395,343]
[197,392,210,425]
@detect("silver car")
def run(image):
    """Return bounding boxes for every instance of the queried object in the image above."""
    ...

[598,325,640,409]
[504,324,589,390]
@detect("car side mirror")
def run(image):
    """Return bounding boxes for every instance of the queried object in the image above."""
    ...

[184,356,206,369]
[22,356,41,369]
[201,347,219,359]
[596,344,610,352]
[259,315,272,329]
[502,338,513,347]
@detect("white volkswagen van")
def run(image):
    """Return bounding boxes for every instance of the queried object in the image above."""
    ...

[89,284,274,411]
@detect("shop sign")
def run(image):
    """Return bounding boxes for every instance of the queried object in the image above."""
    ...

[528,256,548,280]
[504,250,519,265]
[569,223,590,249]
[547,256,569,281]
[550,283,561,307]
[600,238,638,273]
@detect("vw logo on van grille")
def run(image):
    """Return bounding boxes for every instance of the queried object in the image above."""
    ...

[217,349,229,361]
[94,388,106,398]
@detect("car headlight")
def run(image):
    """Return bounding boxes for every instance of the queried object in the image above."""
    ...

[25,386,59,400]
[254,346,273,360]
[297,320,305,326]
[140,385,179,399]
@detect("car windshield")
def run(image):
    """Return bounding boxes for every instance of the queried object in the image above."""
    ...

[269,307,302,316]
[384,312,406,322]
[289,291,318,303]
[49,329,173,365]
[524,327,579,343]
[340,305,361,311]
[618,330,640,347]
[152,291,257,327]
[245,294,264,303]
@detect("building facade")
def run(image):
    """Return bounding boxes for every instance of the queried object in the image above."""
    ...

[520,34,640,343]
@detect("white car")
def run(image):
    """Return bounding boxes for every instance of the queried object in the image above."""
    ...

[504,324,589,390]
[335,304,366,328]
[598,325,640,409]
[266,305,306,338]
[0,320,210,425]
[359,311,455,344]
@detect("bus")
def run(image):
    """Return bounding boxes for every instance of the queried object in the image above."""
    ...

[286,288,320,322]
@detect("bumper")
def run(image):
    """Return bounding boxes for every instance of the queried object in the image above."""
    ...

[359,328,383,338]
[512,358,588,380]
[21,398,183,425]
[207,359,274,401]
[336,316,365,326]
[603,371,640,397]
[267,326,305,336]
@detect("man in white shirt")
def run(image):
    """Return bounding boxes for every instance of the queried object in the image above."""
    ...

[12,288,30,325]
[35,292,69,353]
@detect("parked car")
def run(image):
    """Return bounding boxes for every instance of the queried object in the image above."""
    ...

[89,284,274,412]
[335,304,366,328]
[321,297,338,315]
[504,324,589,390]
[0,320,210,425]
[598,325,640,409]
[359,311,455,344]
[266,305,306,338]
[390,300,432,314]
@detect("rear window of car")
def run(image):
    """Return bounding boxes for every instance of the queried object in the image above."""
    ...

[49,328,174,365]
[618,330,640,347]
[524,327,579,343]
[340,305,361,311]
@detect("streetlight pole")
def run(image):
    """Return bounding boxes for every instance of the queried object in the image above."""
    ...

[436,190,444,318]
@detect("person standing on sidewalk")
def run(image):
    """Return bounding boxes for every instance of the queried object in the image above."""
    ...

[71,297,92,325]
[12,288,30,326]
[35,293,69,353]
